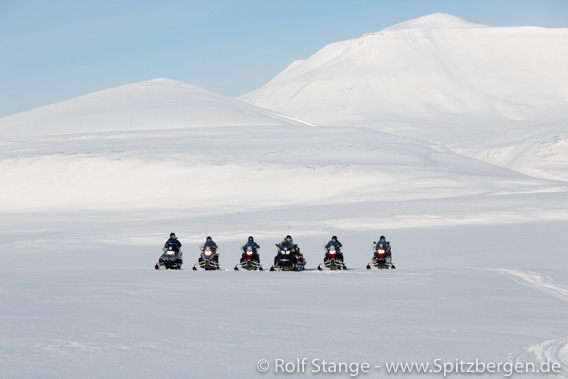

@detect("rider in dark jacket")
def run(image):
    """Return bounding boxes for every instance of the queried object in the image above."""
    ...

[277,235,296,250]
[324,236,344,262]
[325,235,342,250]
[165,233,182,248]
[275,235,299,265]
[203,236,217,253]
[374,236,391,258]
[241,236,260,262]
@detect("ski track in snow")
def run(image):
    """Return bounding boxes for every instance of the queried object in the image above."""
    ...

[490,269,568,377]
[491,269,568,303]
[521,337,568,378]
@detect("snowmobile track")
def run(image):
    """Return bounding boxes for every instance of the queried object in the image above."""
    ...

[491,269,568,376]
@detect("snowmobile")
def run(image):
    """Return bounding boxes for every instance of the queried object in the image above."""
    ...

[155,243,183,270]
[270,243,304,271]
[192,245,220,271]
[234,245,263,271]
[317,245,346,271]
[366,241,396,269]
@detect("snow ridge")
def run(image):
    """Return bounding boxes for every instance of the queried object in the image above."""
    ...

[385,13,487,31]
[0,78,312,138]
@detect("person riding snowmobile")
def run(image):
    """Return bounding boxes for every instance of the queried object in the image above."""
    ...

[274,235,299,266]
[325,235,342,250]
[277,235,298,253]
[324,235,344,262]
[283,235,306,267]
[193,236,220,270]
[203,236,217,253]
[241,236,260,262]
[366,235,396,269]
[374,236,391,259]
[156,233,183,269]
[165,233,182,248]
[317,235,346,270]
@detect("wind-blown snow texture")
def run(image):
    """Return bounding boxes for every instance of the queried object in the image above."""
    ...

[1,13,567,379]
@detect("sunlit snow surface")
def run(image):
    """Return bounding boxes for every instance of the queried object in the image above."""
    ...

[240,14,568,182]
[1,125,567,377]
[1,13,568,379]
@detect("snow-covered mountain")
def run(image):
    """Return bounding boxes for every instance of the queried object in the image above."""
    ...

[2,72,562,213]
[0,78,311,138]
[239,13,568,180]
[240,13,568,131]
[1,14,568,379]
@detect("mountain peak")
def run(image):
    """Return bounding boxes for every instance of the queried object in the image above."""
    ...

[239,13,568,143]
[386,13,485,31]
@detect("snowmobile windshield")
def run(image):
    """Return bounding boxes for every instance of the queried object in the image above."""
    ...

[165,243,180,253]
[376,242,390,253]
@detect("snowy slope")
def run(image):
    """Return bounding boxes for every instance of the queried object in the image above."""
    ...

[452,120,568,181]
[239,14,568,181]
[1,118,568,377]
[1,125,564,213]
[5,75,562,214]
[239,13,568,131]
[1,86,568,378]
[0,78,311,138]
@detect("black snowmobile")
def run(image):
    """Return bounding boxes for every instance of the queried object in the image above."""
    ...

[234,245,263,271]
[155,243,183,270]
[366,241,396,269]
[193,245,220,271]
[317,245,346,271]
[270,243,303,271]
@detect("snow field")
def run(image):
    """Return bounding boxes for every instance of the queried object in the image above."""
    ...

[1,12,567,379]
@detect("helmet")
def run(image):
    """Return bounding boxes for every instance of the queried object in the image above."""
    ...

[248,236,254,242]
[286,235,292,242]
[379,236,386,241]
[331,236,337,242]
[170,233,176,239]
[206,236,212,242]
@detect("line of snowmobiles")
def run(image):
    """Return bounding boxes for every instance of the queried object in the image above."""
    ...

[155,241,395,271]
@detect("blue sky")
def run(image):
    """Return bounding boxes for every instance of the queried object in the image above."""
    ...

[1,0,567,118]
